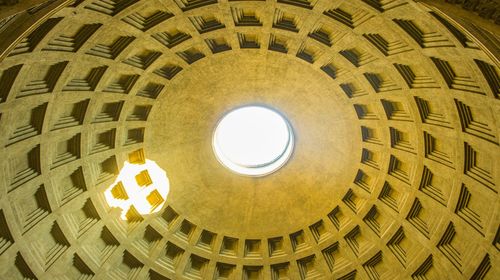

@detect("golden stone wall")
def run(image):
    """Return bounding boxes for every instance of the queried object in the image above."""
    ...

[0,0,498,279]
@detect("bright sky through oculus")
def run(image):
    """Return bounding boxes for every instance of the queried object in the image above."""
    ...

[213,106,294,176]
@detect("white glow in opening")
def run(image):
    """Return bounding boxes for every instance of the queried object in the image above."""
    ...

[105,160,169,220]
[213,105,294,176]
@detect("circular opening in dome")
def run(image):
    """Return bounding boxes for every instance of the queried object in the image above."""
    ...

[213,105,294,176]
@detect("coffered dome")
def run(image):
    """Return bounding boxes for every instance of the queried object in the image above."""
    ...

[0,0,498,279]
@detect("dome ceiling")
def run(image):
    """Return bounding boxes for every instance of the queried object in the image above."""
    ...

[0,0,499,279]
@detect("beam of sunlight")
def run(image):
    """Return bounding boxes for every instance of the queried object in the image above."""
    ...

[104,159,169,220]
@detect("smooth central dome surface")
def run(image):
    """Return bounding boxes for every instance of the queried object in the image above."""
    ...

[213,105,293,176]
[146,52,360,236]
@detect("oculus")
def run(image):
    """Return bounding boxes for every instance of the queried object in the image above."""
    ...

[213,105,294,176]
